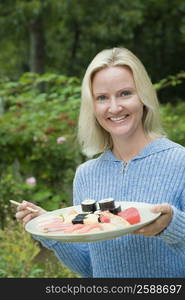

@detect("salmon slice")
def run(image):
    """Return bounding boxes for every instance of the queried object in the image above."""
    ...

[38,218,64,226]
[63,224,85,233]
[39,224,71,232]
[39,221,64,228]
[76,224,103,233]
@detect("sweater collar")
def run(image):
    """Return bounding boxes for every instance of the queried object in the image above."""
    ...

[100,138,181,162]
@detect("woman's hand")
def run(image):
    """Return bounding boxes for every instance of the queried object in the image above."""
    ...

[133,203,173,237]
[16,200,46,226]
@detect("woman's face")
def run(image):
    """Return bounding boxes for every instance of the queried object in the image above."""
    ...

[92,66,144,141]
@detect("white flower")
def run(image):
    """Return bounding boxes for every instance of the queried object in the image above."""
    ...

[26,177,36,186]
[57,136,66,144]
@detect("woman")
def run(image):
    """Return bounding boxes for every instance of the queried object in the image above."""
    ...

[16,48,185,278]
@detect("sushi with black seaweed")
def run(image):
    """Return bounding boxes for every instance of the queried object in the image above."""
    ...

[109,204,122,215]
[81,199,97,213]
[72,213,88,224]
[98,198,115,211]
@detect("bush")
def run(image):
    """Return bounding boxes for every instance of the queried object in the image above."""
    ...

[0,219,40,277]
[160,101,185,146]
[0,73,84,228]
[155,71,185,146]
[0,219,79,278]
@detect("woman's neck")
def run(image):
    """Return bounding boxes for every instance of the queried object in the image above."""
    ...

[112,133,154,162]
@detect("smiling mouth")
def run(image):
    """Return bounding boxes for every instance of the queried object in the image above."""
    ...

[109,115,129,122]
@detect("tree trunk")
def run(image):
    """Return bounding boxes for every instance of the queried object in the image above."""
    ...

[29,17,45,74]
[68,24,80,75]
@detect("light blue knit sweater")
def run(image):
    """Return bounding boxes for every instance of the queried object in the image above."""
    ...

[34,138,185,277]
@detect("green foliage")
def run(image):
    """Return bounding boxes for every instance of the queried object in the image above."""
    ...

[160,101,185,146]
[0,220,40,277]
[1,0,185,101]
[155,72,185,146]
[0,72,83,228]
[154,71,185,91]
[0,220,79,278]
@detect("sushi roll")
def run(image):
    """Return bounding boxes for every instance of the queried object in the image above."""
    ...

[81,199,97,213]
[109,204,121,215]
[98,198,115,211]
[72,213,89,224]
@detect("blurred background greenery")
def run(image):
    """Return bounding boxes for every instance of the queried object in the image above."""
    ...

[0,0,185,278]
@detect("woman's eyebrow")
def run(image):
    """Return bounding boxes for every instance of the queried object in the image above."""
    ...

[117,86,134,91]
[94,87,134,94]
[93,91,107,96]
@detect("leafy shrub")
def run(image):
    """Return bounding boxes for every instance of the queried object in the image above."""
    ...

[0,219,40,277]
[0,73,84,228]
[155,71,185,146]
[0,219,79,278]
[33,251,80,278]
[160,101,185,146]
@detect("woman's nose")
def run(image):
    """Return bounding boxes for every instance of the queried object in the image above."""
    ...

[108,98,122,114]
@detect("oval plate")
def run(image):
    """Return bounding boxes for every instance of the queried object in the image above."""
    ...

[25,201,161,242]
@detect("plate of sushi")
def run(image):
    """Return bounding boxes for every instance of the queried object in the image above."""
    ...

[25,198,161,242]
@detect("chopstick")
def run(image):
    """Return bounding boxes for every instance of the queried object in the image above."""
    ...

[9,200,38,212]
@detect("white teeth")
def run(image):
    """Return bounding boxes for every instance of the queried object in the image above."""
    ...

[110,115,128,121]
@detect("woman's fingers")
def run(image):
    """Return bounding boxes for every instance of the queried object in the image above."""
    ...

[134,216,166,236]
[22,213,34,226]
[17,200,37,211]
[151,203,172,214]
[16,209,30,221]
[15,200,46,225]
[133,203,173,237]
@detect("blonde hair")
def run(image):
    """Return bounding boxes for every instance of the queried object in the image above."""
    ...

[78,47,165,157]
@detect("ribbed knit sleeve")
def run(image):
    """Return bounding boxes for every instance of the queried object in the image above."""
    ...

[157,160,185,257]
[158,205,185,257]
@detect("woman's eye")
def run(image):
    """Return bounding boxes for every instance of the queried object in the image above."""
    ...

[97,95,107,101]
[120,90,131,97]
